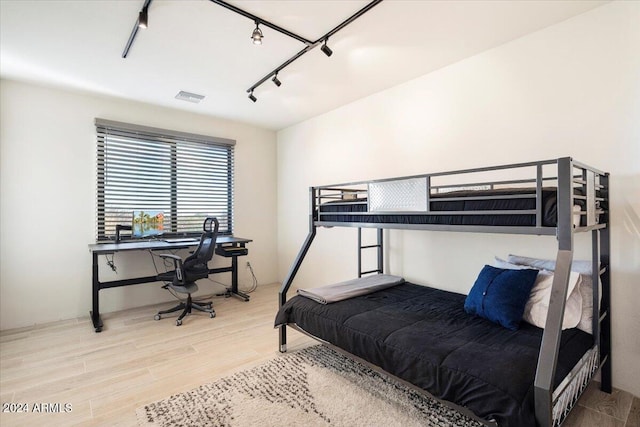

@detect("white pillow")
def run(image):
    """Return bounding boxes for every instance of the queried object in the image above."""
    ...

[493,257,582,330]
[507,254,597,334]
[507,254,594,275]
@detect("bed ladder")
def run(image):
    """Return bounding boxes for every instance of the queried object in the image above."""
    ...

[358,228,383,277]
[534,160,611,427]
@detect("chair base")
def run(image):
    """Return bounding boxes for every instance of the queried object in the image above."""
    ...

[154,294,215,326]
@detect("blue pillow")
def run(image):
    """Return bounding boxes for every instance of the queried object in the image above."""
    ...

[464,265,539,330]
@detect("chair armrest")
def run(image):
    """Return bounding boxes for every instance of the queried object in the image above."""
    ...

[158,254,186,285]
[158,254,182,261]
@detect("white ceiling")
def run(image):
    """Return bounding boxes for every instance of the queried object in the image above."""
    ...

[0,0,607,131]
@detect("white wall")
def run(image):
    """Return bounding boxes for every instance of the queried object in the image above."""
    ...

[277,1,639,396]
[0,80,278,330]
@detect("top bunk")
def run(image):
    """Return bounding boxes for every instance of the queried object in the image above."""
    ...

[313,157,608,236]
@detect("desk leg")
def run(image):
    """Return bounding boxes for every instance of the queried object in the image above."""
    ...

[230,255,250,301]
[90,252,103,332]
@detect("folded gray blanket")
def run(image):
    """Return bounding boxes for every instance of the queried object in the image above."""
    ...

[297,274,405,304]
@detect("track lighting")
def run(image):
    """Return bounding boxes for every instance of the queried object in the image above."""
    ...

[251,21,263,45]
[138,7,148,29]
[123,0,383,99]
[122,0,153,58]
[321,39,333,57]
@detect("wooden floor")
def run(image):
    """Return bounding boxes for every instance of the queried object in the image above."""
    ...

[1,283,638,427]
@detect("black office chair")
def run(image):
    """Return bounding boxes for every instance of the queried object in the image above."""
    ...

[154,217,219,326]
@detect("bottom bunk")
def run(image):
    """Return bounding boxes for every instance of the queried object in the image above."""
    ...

[275,282,596,427]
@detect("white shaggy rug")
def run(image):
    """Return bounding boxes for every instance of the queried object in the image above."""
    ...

[137,345,484,427]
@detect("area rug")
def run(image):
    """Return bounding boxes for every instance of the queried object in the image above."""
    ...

[137,345,484,427]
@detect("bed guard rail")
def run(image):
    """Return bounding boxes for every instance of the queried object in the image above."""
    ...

[312,157,607,235]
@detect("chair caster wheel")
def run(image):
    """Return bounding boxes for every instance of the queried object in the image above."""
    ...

[176,319,182,326]
[154,314,161,321]
[210,312,216,318]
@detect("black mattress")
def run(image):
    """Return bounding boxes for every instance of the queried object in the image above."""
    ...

[318,187,567,227]
[275,283,593,427]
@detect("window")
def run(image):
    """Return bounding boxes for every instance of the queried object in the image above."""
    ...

[95,119,234,241]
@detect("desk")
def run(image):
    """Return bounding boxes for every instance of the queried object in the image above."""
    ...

[88,236,251,332]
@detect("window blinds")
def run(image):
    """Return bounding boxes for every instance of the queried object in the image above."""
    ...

[95,119,235,240]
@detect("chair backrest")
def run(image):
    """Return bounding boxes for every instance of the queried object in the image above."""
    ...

[184,217,219,273]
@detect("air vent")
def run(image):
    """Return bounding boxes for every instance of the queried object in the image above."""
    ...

[175,91,205,103]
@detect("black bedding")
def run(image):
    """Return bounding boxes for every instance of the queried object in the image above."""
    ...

[318,187,568,227]
[275,282,593,427]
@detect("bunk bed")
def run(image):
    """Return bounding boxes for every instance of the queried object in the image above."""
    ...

[275,157,611,427]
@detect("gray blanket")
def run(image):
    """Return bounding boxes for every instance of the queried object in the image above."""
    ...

[297,274,405,304]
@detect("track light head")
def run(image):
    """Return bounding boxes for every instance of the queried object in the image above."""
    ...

[251,21,263,45]
[321,39,333,57]
[248,91,257,102]
[272,74,281,87]
[138,7,148,29]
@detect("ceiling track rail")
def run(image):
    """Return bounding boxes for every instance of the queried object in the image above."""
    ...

[233,0,384,96]
[208,0,315,46]
[122,0,153,58]
[121,0,383,100]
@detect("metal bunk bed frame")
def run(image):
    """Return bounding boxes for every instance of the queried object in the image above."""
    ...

[278,157,611,427]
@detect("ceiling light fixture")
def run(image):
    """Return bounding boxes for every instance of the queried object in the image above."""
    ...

[122,0,153,58]
[321,39,333,57]
[138,6,149,29]
[121,0,383,100]
[206,0,382,102]
[272,73,282,87]
[251,21,264,45]
[239,0,382,101]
